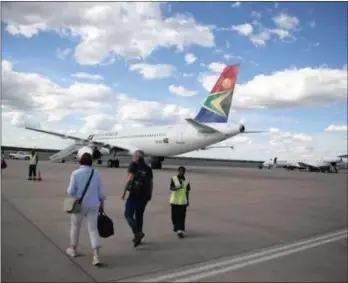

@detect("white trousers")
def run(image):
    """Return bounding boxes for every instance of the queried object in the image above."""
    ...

[70,206,100,249]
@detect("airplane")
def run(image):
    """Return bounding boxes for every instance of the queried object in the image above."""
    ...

[259,155,346,173]
[24,64,263,169]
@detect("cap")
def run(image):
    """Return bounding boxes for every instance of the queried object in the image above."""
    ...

[77,146,93,161]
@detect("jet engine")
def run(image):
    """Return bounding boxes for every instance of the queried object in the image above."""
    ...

[239,124,245,133]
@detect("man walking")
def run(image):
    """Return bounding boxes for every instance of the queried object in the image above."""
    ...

[170,166,191,238]
[121,150,153,247]
[28,149,38,180]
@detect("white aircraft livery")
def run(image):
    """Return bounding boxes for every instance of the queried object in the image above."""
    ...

[25,64,262,169]
[260,156,346,173]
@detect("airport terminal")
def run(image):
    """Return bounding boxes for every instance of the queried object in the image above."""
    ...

[1,1,347,282]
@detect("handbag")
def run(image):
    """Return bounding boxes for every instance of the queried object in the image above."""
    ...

[63,168,94,214]
[97,207,114,238]
[1,160,7,169]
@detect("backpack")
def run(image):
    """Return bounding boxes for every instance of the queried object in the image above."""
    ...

[130,167,151,196]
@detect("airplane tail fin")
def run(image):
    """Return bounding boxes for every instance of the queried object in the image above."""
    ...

[194,64,240,123]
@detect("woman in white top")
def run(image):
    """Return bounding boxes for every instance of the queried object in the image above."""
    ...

[66,146,106,266]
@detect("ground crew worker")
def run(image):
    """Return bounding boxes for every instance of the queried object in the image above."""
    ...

[28,149,38,180]
[170,166,191,238]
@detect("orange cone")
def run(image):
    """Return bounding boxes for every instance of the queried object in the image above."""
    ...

[37,171,42,181]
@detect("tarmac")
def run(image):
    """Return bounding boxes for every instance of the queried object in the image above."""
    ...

[1,159,347,282]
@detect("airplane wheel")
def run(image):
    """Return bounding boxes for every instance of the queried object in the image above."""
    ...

[113,160,119,168]
[97,159,102,165]
[61,159,65,163]
[151,161,162,169]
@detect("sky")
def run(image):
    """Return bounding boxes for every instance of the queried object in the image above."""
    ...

[1,1,347,161]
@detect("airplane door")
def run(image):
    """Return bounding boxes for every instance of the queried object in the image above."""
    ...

[176,131,184,144]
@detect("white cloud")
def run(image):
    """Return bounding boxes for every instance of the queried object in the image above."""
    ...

[129,63,176,79]
[224,53,244,62]
[2,59,197,149]
[208,62,226,73]
[231,1,241,8]
[249,30,272,46]
[309,21,316,28]
[200,65,347,109]
[71,72,104,81]
[169,85,197,97]
[232,23,254,36]
[57,47,72,60]
[324,124,347,132]
[184,53,197,64]
[251,11,262,19]
[231,20,294,46]
[273,12,300,30]
[2,2,215,65]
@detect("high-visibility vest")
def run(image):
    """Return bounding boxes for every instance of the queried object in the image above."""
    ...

[29,154,37,165]
[170,176,188,205]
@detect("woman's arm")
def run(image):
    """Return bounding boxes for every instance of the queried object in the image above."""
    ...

[96,171,106,203]
[67,172,77,197]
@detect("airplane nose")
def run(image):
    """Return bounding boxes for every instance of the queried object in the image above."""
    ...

[239,124,245,133]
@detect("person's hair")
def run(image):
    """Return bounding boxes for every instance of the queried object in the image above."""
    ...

[135,150,144,157]
[178,166,186,172]
[79,152,93,166]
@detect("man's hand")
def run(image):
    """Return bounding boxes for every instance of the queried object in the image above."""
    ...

[121,194,126,201]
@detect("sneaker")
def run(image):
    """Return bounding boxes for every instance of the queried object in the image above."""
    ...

[93,255,102,267]
[66,247,77,258]
[133,232,143,247]
[177,231,185,239]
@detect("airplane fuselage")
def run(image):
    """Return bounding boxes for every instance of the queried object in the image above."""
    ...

[91,122,241,157]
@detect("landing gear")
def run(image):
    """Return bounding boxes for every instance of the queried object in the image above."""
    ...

[97,159,102,165]
[107,159,119,168]
[150,157,164,169]
[107,149,119,168]
[151,160,162,169]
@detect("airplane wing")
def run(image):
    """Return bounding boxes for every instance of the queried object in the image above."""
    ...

[24,125,138,161]
[298,160,326,169]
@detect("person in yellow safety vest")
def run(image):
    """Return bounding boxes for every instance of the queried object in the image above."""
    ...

[28,150,39,181]
[170,166,191,239]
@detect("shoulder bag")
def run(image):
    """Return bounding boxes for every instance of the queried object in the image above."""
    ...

[63,168,95,214]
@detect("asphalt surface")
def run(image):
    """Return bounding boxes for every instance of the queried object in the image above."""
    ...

[1,159,347,282]
[2,149,262,169]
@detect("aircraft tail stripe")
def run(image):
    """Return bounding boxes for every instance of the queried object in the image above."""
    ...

[194,64,240,124]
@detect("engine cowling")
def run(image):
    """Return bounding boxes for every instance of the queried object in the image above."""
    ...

[239,124,245,133]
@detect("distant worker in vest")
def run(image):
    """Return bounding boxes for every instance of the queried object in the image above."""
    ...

[170,166,191,239]
[121,150,153,247]
[28,149,39,180]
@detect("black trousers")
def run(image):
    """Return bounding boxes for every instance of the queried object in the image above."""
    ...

[124,196,148,234]
[28,164,37,178]
[171,204,187,232]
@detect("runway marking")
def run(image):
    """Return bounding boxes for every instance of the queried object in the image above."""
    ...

[139,229,347,282]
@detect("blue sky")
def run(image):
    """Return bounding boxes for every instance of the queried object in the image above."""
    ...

[2,1,347,160]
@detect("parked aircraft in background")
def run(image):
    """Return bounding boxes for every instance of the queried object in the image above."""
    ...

[25,64,263,169]
[259,155,347,173]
